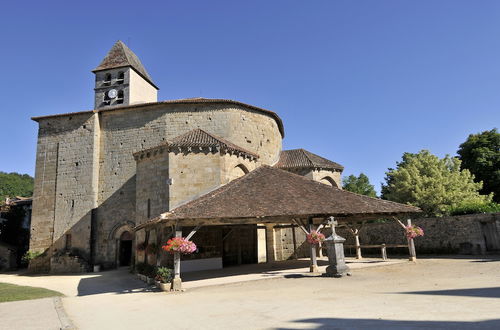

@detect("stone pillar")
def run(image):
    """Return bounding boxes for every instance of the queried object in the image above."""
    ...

[171,226,182,291]
[265,224,276,263]
[324,217,350,277]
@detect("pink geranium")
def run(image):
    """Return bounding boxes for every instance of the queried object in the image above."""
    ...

[405,225,424,239]
[162,237,197,254]
[306,230,325,245]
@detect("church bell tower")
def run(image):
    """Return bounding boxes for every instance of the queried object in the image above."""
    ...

[92,41,158,109]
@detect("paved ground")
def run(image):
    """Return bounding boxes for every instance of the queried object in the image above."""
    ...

[1,256,500,329]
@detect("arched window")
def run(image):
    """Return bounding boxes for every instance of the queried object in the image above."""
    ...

[116,90,124,104]
[319,176,338,187]
[103,73,112,86]
[117,71,124,84]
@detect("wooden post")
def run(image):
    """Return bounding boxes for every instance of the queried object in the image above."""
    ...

[407,219,417,262]
[381,244,387,261]
[354,229,362,260]
[309,219,319,273]
[171,226,183,291]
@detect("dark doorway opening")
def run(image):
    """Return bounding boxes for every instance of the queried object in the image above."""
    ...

[119,231,133,266]
[222,225,257,267]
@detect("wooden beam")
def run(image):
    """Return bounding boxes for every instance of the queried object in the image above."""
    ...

[185,225,202,241]
[292,219,309,235]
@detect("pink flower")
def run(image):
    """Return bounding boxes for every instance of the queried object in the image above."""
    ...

[162,237,197,254]
[405,225,424,239]
[306,230,325,245]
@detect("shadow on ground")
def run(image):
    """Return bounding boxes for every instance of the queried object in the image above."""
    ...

[275,317,500,329]
[77,268,159,296]
[399,287,500,298]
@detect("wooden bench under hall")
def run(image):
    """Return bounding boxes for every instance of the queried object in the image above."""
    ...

[342,244,409,260]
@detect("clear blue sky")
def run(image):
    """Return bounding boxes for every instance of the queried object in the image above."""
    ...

[1,1,499,193]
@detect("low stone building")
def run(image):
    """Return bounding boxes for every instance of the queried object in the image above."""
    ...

[29,41,418,273]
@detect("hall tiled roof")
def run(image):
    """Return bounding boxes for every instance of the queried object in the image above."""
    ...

[275,149,344,171]
[92,40,158,89]
[133,129,258,160]
[137,166,420,228]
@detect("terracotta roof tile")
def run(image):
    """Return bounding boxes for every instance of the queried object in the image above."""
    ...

[133,129,258,160]
[92,40,158,89]
[142,166,420,226]
[275,149,343,171]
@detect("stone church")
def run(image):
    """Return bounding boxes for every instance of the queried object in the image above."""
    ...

[29,41,351,272]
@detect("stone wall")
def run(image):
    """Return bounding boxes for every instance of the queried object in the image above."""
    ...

[30,112,97,265]
[337,213,500,255]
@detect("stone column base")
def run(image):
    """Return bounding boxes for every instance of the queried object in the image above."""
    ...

[325,264,350,278]
[171,277,182,291]
[309,265,319,273]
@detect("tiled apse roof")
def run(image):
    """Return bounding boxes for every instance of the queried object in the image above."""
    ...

[144,166,420,224]
[92,40,158,89]
[275,149,344,171]
[134,129,258,160]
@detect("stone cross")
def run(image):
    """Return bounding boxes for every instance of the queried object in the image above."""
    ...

[328,216,338,234]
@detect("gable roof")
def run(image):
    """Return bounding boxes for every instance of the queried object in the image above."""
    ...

[137,166,420,228]
[93,40,158,89]
[133,128,259,160]
[275,149,344,171]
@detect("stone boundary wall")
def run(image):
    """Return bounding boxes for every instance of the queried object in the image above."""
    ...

[337,213,500,255]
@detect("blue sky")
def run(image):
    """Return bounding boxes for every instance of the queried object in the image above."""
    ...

[1,1,499,193]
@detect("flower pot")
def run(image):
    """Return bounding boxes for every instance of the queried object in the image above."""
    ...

[159,282,170,291]
[155,280,161,288]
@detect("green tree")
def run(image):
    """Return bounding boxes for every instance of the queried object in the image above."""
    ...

[457,128,500,202]
[0,172,34,201]
[381,150,491,217]
[343,173,377,197]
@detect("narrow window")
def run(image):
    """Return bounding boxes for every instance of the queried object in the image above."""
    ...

[65,234,72,250]
[103,92,111,105]
[103,73,111,86]
[116,90,124,104]
[147,198,151,218]
[117,71,124,84]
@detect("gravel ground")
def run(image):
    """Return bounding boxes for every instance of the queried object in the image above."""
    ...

[2,256,500,329]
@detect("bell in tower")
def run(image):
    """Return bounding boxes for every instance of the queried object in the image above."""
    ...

[93,41,159,109]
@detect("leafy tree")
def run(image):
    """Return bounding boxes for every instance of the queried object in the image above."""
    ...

[457,128,500,202]
[343,173,377,197]
[0,172,34,201]
[381,150,491,217]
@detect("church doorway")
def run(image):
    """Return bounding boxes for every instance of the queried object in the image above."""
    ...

[119,231,133,266]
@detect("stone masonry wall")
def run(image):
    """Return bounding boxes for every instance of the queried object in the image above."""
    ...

[30,112,97,264]
[336,213,500,255]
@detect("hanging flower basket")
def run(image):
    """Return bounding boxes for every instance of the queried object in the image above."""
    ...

[306,230,325,245]
[146,243,159,255]
[405,225,424,239]
[136,242,147,252]
[162,237,197,254]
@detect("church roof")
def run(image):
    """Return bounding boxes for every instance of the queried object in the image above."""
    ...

[275,149,344,171]
[136,166,420,228]
[93,40,158,89]
[169,129,259,158]
[133,128,259,160]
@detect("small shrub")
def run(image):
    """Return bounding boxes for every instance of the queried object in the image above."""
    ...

[155,267,173,283]
[135,262,146,274]
[448,201,500,216]
[144,264,156,278]
[22,251,43,263]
